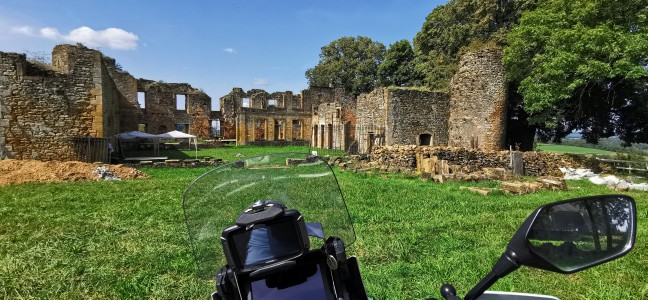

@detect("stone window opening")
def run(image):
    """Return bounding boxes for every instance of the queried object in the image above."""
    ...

[419,133,432,146]
[211,120,220,136]
[274,120,285,140]
[292,120,302,140]
[336,108,341,119]
[176,123,189,133]
[242,98,251,108]
[176,94,187,111]
[268,99,277,107]
[137,92,146,109]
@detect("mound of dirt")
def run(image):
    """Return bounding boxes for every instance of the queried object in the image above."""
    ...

[0,159,149,186]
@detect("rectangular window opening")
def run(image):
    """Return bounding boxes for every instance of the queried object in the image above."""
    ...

[242,98,251,108]
[211,120,220,136]
[137,92,146,109]
[176,94,187,110]
[176,124,189,133]
[268,99,277,107]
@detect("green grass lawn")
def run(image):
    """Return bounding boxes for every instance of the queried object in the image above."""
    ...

[537,144,617,155]
[122,144,344,162]
[1,166,646,299]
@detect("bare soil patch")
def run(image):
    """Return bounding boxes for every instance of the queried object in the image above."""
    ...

[0,159,149,186]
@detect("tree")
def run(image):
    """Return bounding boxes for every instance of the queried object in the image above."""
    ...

[306,36,386,96]
[377,40,424,87]
[414,0,538,90]
[504,0,648,144]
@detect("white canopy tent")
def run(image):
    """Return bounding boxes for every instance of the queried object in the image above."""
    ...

[158,130,198,159]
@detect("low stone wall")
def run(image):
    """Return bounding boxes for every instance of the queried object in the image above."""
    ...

[367,145,583,177]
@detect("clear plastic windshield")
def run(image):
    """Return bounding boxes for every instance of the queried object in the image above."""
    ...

[183,153,355,277]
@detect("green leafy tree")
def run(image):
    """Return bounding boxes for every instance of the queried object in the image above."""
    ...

[377,40,424,87]
[504,0,648,144]
[306,36,386,96]
[414,0,538,90]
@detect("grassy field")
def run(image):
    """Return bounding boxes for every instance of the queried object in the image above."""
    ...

[1,156,647,299]
[537,144,618,155]
[123,144,343,162]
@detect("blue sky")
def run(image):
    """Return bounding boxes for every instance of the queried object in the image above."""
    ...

[0,0,446,109]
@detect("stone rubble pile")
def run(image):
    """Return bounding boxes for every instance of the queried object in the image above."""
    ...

[560,167,648,192]
[93,166,121,181]
[365,145,583,177]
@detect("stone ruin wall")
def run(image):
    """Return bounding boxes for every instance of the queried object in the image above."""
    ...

[448,48,507,151]
[103,56,142,133]
[0,45,121,160]
[310,87,357,151]
[356,88,450,153]
[0,44,213,161]
[137,79,212,138]
[386,88,450,147]
[219,88,315,145]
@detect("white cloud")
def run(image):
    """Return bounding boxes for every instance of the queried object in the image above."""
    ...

[40,27,61,40]
[10,25,139,50]
[223,48,236,54]
[11,26,35,36]
[253,78,270,86]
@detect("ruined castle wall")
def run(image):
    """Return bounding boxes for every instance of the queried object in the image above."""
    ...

[355,89,389,154]
[355,88,450,154]
[0,45,121,160]
[103,56,141,133]
[448,48,507,151]
[137,79,211,138]
[387,88,450,147]
[220,87,348,145]
[312,103,349,150]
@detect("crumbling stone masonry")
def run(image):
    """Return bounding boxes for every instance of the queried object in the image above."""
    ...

[219,86,354,147]
[352,47,508,154]
[137,79,212,137]
[356,88,450,154]
[448,48,507,150]
[0,44,212,161]
[310,87,356,151]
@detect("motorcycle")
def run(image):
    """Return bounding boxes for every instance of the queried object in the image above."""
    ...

[183,153,636,300]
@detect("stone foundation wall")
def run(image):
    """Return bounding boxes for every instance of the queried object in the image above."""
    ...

[368,145,582,177]
[448,47,507,151]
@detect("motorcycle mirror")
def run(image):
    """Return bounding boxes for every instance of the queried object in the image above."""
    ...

[464,195,636,300]
[510,194,636,273]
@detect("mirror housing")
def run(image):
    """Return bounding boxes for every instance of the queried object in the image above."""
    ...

[508,194,636,273]
[464,195,636,300]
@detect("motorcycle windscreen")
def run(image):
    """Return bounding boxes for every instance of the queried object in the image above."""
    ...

[183,153,356,278]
